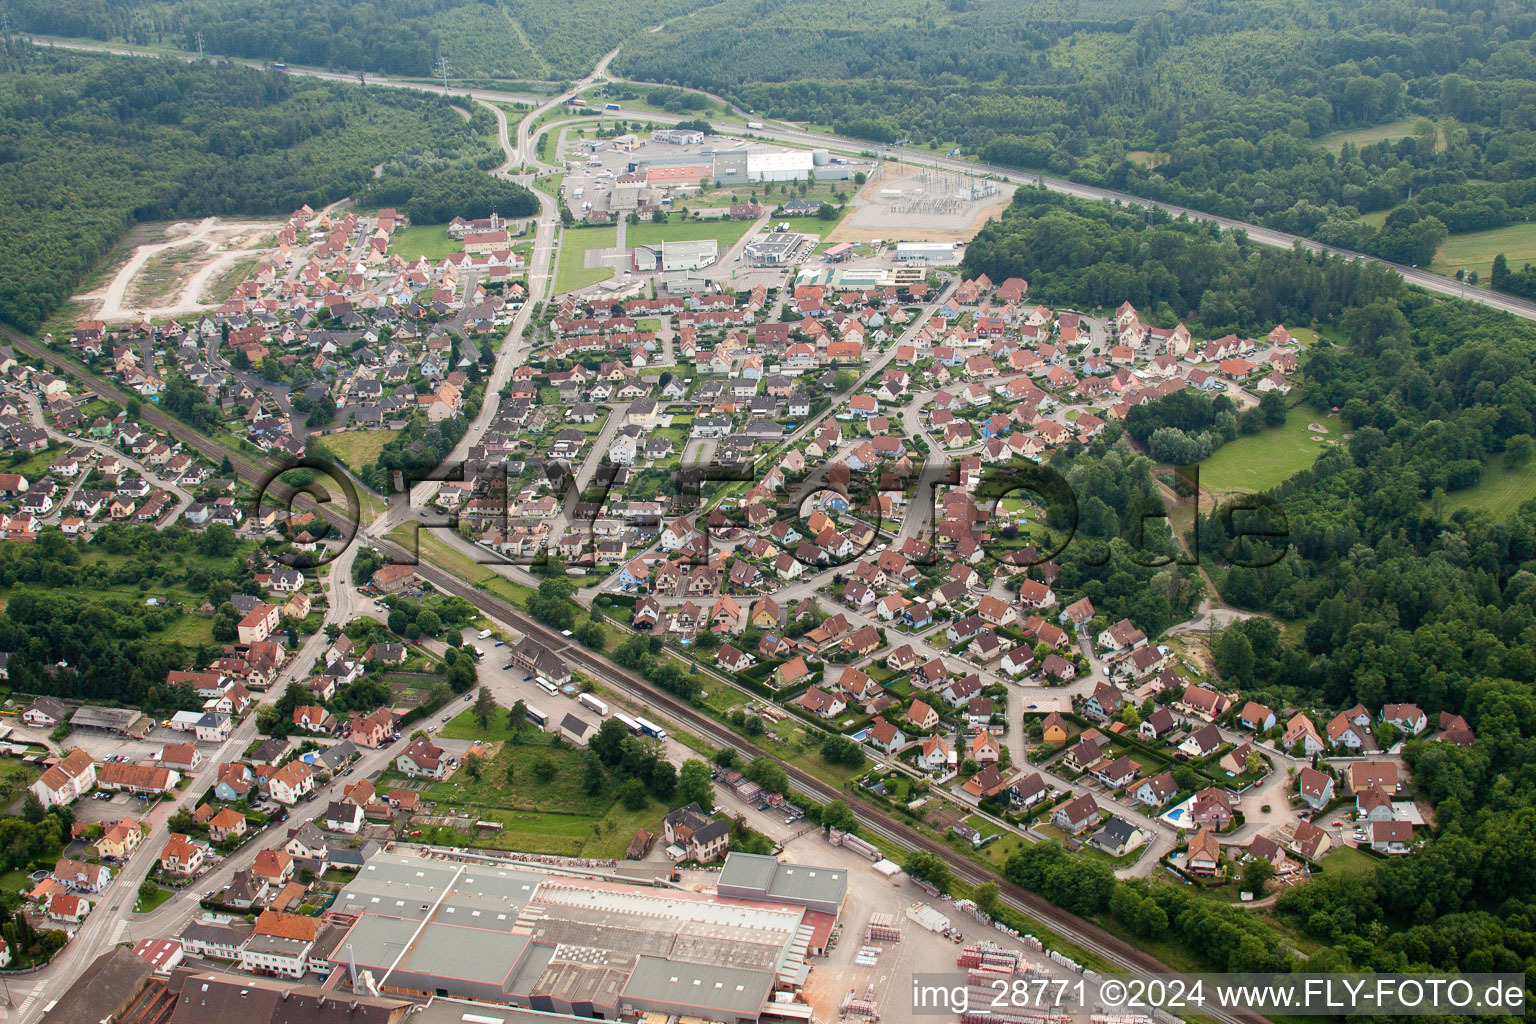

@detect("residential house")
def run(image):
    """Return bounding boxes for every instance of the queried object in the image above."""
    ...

[1089,816,1145,857]
[1191,787,1235,829]
[1238,702,1276,732]
[1297,767,1335,810]
[30,749,97,810]
[867,716,907,754]
[266,761,314,805]
[158,833,206,878]
[1053,793,1101,834]
[1370,821,1413,855]
[1185,827,1222,877]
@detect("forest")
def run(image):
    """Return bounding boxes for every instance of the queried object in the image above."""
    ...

[961,188,1406,336]
[0,41,500,332]
[621,0,1536,277]
[1174,284,1536,978]
[4,0,717,80]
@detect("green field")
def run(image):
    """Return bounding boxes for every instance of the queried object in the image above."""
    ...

[625,214,756,252]
[554,224,619,294]
[321,429,401,471]
[1441,458,1536,517]
[421,714,605,815]
[387,523,535,610]
[1431,221,1536,279]
[389,223,463,262]
[1321,844,1380,877]
[1317,117,1442,155]
[1198,413,1343,495]
[410,705,668,858]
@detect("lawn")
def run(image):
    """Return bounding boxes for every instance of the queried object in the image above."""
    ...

[625,214,755,252]
[554,224,619,294]
[440,702,527,743]
[1439,457,1536,518]
[1431,221,1536,280]
[133,884,173,914]
[1317,117,1442,155]
[1321,844,1379,877]
[975,829,1031,869]
[389,224,463,262]
[6,442,66,479]
[321,429,401,472]
[0,757,41,813]
[1198,413,1343,495]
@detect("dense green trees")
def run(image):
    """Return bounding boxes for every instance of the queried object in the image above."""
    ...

[962,189,1406,336]
[8,0,719,79]
[620,0,1536,288]
[361,170,537,225]
[0,42,495,331]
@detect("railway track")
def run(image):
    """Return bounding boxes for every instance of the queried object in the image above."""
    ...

[1,340,1270,1024]
[371,546,1269,1024]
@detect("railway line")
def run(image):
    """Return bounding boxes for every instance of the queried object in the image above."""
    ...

[368,545,1270,1024]
[1,325,1268,1024]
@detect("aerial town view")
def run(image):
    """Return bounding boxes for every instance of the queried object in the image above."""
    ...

[0,3,1528,1024]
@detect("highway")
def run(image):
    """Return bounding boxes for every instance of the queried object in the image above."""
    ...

[24,35,1536,323]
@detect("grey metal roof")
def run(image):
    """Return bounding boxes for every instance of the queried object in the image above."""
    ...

[716,852,777,892]
[717,852,847,910]
[622,954,775,1016]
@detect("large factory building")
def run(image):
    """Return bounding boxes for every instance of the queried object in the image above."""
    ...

[327,852,842,1024]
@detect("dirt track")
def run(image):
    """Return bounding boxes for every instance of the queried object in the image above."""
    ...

[82,216,280,322]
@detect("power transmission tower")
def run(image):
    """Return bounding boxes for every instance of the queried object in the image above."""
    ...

[195,31,204,59]
[436,57,451,95]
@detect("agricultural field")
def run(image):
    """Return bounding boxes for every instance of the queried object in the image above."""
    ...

[1431,221,1536,280]
[388,224,464,262]
[554,224,619,294]
[1198,413,1344,495]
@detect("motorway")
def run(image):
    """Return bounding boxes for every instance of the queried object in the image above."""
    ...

[24,36,1536,324]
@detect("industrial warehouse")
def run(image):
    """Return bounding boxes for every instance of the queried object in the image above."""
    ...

[327,851,844,1023]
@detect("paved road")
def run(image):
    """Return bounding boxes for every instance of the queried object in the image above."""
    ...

[27,36,1536,323]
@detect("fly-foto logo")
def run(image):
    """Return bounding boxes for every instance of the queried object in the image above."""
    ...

[252,455,1291,572]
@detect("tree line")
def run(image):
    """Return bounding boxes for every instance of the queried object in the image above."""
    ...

[0,42,497,332]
